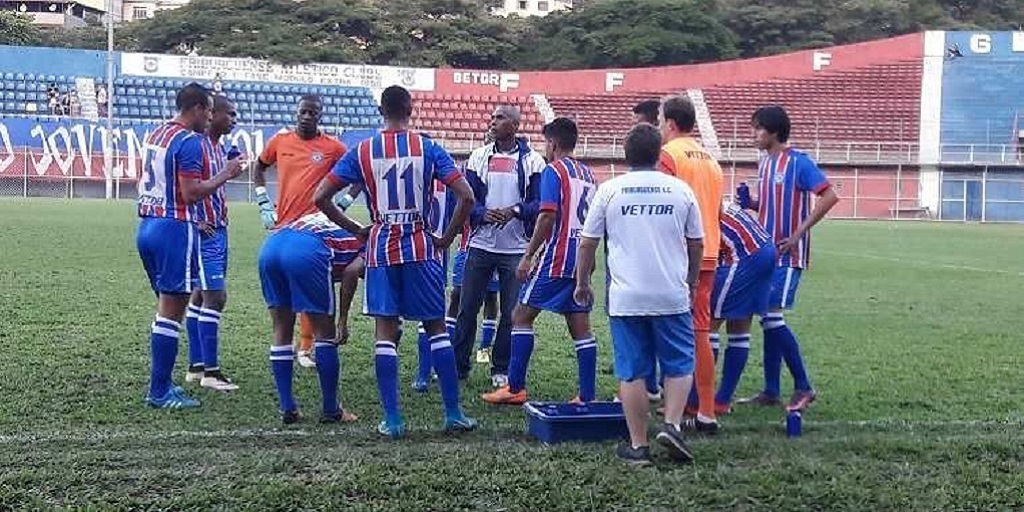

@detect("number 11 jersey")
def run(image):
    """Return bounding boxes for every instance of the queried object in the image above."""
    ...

[329,130,462,267]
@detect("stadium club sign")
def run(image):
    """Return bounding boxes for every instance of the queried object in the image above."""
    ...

[0,118,373,179]
[121,53,436,91]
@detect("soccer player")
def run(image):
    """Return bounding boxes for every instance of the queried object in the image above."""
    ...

[313,85,478,438]
[258,211,362,424]
[252,95,347,367]
[632,99,660,125]
[184,94,240,392]
[710,202,777,413]
[482,117,597,405]
[736,105,839,412]
[659,95,724,433]
[137,83,243,409]
[575,123,703,466]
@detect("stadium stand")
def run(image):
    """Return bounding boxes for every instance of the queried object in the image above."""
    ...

[409,91,545,141]
[547,92,679,138]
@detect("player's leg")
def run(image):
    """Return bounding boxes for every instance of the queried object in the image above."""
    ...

[447,249,465,340]
[686,268,718,430]
[476,281,499,363]
[451,248,494,379]
[566,310,597,403]
[137,217,200,408]
[259,231,301,422]
[767,267,815,411]
[365,264,406,438]
[305,312,357,423]
[609,316,656,465]
[652,313,696,463]
[296,314,316,368]
[481,303,539,405]
[196,227,235,391]
[715,318,752,414]
[185,290,205,383]
[335,256,363,346]
[402,259,477,432]
[489,252,522,386]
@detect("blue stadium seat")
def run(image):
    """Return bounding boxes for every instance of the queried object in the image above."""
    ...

[241,83,253,92]
[34,82,46,92]
[147,88,156,97]
[128,97,139,106]
[15,73,24,81]
[3,91,13,100]
[56,75,66,83]
[15,92,26,101]
[153,79,164,88]
[3,73,12,81]
[5,102,15,112]
[14,82,25,92]
[25,73,36,82]
[129,107,140,117]
[342,116,352,126]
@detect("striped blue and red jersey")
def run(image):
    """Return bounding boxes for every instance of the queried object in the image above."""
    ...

[329,130,461,267]
[756,147,830,269]
[536,157,596,279]
[719,202,772,266]
[137,122,203,221]
[285,212,365,269]
[196,134,229,228]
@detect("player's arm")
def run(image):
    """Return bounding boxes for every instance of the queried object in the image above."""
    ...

[780,159,840,253]
[518,166,558,280]
[335,256,363,345]
[336,183,363,210]
[511,153,545,225]
[178,138,243,204]
[314,150,367,237]
[788,186,838,242]
[463,159,489,227]
[574,184,609,307]
[252,138,278,228]
[683,199,705,298]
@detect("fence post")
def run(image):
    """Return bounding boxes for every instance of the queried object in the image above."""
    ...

[895,163,902,219]
[853,167,860,219]
[981,166,988,223]
[22,147,28,198]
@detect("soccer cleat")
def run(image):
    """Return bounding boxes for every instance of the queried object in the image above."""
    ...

[714,401,733,416]
[411,377,430,393]
[684,404,699,417]
[787,389,817,412]
[647,389,663,402]
[281,409,302,425]
[682,416,719,435]
[656,424,694,463]
[476,348,491,364]
[443,413,479,433]
[185,364,204,383]
[481,385,528,405]
[568,395,589,405]
[145,387,201,409]
[200,370,239,392]
[615,443,652,466]
[320,409,358,424]
[737,392,782,407]
[491,374,508,389]
[297,351,316,368]
[377,418,407,439]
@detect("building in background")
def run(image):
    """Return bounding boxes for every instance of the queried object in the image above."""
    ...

[1,0,120,26]
[120,0,185,21]
[492,0,574,17]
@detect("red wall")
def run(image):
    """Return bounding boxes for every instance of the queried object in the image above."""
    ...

[435,34,924,96]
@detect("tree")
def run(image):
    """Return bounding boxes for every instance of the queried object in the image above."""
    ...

[516,0,739,69]
[0,10,42,46]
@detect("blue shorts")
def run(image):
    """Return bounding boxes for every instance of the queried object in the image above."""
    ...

[519,273,591,314]
[712,245,776,320]
[452,249,499,292]
[137,217,198,295]
[769,266,803,310]
[197,226,229,291]
[365,260,446,321]
[609,313,695,381]
[258,229,334,315]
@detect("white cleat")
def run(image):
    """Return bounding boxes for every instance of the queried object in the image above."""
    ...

[185,365,204,384]
[491,373,508,389]
[297,351,317,368]
[200,371,239,392]
[476,348,491,364]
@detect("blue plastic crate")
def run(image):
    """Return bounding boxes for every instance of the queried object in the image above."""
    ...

[524,401,629,444]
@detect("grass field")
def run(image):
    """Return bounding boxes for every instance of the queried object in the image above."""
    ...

[1,198,1023,510]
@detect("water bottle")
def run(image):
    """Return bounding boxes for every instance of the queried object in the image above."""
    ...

[786,411,802,438]
[227,145,241,160]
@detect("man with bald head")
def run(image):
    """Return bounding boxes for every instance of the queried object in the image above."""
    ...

[453,105,547,385]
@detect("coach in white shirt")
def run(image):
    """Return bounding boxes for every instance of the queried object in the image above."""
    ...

[575,123,704,466]
[454,105,547,385]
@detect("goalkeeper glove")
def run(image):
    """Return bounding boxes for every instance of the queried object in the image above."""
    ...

[255,186,277,229]
[736,182,752,209]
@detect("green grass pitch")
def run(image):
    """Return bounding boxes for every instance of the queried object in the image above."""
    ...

[1,198,1022,510]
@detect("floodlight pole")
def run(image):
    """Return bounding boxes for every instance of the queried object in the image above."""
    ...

[104,0,115,199]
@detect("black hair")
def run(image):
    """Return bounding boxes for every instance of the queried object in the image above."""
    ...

[624,123,662,168]
[751,105,791,143]
[380,85,413,120]
[175,82,211,112]
[213,94,234,111]
[299,94,323,109]
[542,117,578,151]
[661,96,696,133]
[632,100,660,124]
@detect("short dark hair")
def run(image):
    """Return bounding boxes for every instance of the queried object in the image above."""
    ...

[624,123,662,168]
[751,105,791,143]
[213,94,233,111]
[633,100,660,124]
[299,94,322,108]
[661,96,696,133]
[175,82,211,112]
[380,85,412,120]
[542,117,578,151]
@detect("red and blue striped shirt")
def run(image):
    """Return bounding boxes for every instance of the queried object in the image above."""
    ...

[196,135,229,228]
[137,122,203,222]
[329,130,461,267]
[286,212,365,269]
[536,157,596,279]
[756,148,830,269]
[719,202,772,266]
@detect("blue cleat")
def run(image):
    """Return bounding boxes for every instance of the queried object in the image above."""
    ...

[443,413,478,433]
[377,418,407,440]
[411,378,430,393]
[145,387,201,409]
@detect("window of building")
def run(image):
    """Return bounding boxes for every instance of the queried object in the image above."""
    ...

[538,1,549,10]
[132,6,148,19]
[518,0,527,10]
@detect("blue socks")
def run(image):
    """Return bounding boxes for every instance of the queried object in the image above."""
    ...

[269,345,296,412]
[508,328,535,393]
[716,334,751,405]
[445,317,456,340]
[479,318,497,350]
[768,314,812,391]
[149,316,181,398]
[575,337,597,402]
[416,326,432,384]
[198,307,222,370]
[429,333,463,417]
[761,314,785,397]
[186,306,202,367]
[315,340,340,415]
[374,341,401,422]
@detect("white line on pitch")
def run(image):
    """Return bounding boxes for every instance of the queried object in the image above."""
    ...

[819,250,1024,276]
